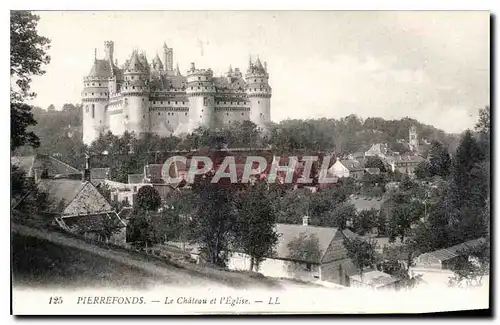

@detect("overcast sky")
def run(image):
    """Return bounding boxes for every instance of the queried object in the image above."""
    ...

[28,11,489,133]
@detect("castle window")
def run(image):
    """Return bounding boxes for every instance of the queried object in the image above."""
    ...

[258,101,260,104]
[92,83,95,86]
[242,113,244,116]
[161,101,163,104]
[99,83,101,86]
[185,113,188,116]
[197,87,200,90]
[254,79,256,82]
[175,101,178,104]
[198,77,201,80]
[227,113,229,116]
[133,86,135,89]
[85,105,89,113]
[91,104,95,118]
[158,113,160,116]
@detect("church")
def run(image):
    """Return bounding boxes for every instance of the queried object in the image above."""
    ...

[82,41,272,145]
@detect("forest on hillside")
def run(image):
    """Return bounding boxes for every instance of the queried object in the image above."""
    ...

[14,102,462,171]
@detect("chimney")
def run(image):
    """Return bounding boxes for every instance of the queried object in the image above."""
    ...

[33,169,43,183]
[302,215,310,226]
[82,153,91,183]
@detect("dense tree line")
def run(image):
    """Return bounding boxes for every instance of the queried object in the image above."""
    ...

[14,106,462,173]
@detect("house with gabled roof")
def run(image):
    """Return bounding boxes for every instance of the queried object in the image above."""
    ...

[11,154,80,183]
[228,217,359,286]
[328,158,365,180]
[16,157,127,245]
[410,238,488,286]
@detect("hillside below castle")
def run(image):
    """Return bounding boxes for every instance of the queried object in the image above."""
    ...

[82,41,272,145]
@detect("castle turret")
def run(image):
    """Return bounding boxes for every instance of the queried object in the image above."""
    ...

[245,57,272,131]
[82,49,114,145]
[121,50,150,136]
[186,62,215,132]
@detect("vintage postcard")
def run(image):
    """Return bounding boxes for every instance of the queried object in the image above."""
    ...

[10,10,491,315]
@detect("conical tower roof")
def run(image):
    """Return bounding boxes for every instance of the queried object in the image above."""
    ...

[126,50,144,72]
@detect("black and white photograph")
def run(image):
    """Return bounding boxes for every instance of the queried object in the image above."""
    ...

[9,9,491,315]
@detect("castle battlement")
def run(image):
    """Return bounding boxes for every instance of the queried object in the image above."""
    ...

[82,41,272,145]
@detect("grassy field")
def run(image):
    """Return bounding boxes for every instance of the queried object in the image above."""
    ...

[11,233,172,289]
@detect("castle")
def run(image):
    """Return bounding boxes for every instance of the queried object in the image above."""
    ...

[82,41,272,145]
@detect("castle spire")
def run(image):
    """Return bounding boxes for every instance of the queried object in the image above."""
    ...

[175,63,180,76]
[94,48,97,61]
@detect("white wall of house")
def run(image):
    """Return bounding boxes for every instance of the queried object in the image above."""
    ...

[328,161,350,178]
[228,252,320,282]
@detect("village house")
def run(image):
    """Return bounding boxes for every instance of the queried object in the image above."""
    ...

[228,216,359,286]
[17,160,127,245]
[11,154,80,182]
[364,143,390,159]
[385,154,425,176]
[411,238,487,287]
[328,158,365,180]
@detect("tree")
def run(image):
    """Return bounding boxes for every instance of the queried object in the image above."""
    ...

[97,214,124,243]
[352,209,378,235]
[447,130,488,241]
[344,237,378,278]
[11,11,51,151]
[135,186,162,212]
[365,156,386,173]
[448,242,490,288]
[427,141,451,178]
[286,233,322,276]
[126,210,152,247]
[191,176,238,267]
[235,180,279,271]
[328,202,356,229]
[414,161,431,180]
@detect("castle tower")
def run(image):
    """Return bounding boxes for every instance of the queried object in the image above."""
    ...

[82,51,111,145]
[245,57,272,131]
[104,40,114,62]
[409,125,419,152]
[163,42,174,72]
[186,62,215,133]
[121,50,150,136]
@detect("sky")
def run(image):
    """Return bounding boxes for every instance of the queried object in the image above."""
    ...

[28,11,490,133]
